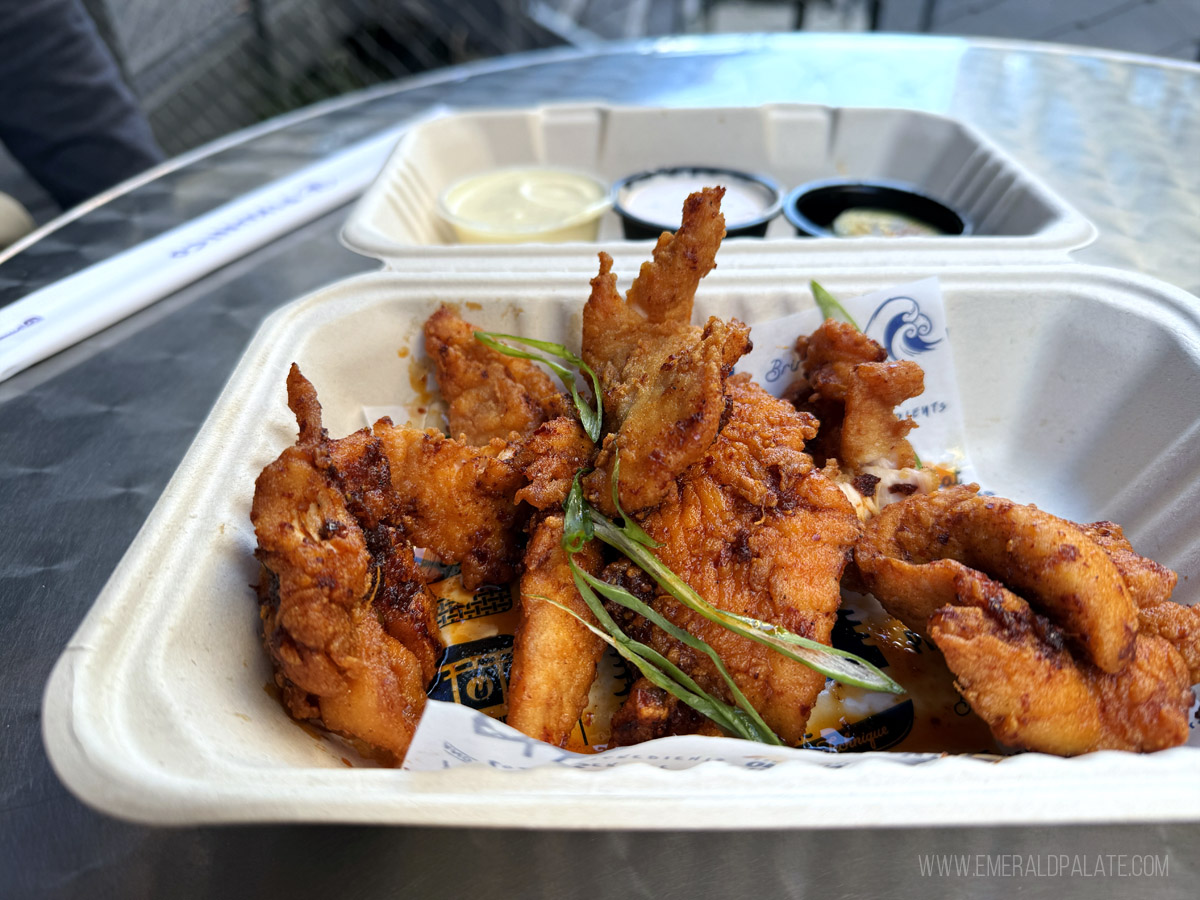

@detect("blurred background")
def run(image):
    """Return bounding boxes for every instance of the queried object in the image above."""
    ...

[4,0,1199,227]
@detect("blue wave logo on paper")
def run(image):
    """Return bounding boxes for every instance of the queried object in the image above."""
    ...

[864,296,941,360]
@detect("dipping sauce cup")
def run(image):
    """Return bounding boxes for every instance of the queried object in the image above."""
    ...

[613,167,783,239]
[783,179,969,238]
[437,167,611,243]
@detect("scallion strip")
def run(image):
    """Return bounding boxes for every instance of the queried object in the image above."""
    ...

[573,564,780,744]
[533,589,763,742]
[591,515,904,694]
[474,331,603,441]
[562,471,594,553]
[609,448,658,548]
[810,280,859,330]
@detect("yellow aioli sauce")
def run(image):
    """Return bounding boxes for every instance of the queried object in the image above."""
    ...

[438,167,610,243]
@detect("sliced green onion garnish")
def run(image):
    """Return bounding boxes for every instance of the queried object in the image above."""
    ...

[810,280,859,330]
[609,448,658,548]
[474,331,603,442]
[572,563,780,744]
[533,589,767,743]
[562,471,594,554]
[590,515,904,694]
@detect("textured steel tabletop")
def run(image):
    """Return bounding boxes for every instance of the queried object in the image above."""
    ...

[2,34,1199,899]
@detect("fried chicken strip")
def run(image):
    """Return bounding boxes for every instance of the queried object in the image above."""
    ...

[424,304,570,445]
[586,312,751,516]
[507,515,605,747]
[856,484,1139,673]
[928,570,1192,755]
[608,375,862,745]
[580,189,751,515]
[1082,520,1200,682]
[787,318,923,470]
[251,366,441,764]
[624,186,729,325]
[373,418,525,590]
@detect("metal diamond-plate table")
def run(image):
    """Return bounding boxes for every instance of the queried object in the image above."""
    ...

[2,34,1199,900]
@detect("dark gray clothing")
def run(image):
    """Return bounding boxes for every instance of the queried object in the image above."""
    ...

[0,0,163,209]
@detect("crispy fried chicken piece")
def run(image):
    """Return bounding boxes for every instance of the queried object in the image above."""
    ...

[1137,602,1200,684]
[1082,520,1178,607]
[787,319,923,469]
[506,421,600,746]
[1082,521,1200,682]
[624,187,729,325]
[586,313,751,516]
[371,528,443,685]
[608,375,862,746]
[507,515,605,746]
[856,484,1138,673]
[928,570,1192,755]
[424,305,570,445]
[513,417,596,511]
[580,190,751,515]
[854,484,1194,754]
[373,418,525,590]
[251,366,441,764]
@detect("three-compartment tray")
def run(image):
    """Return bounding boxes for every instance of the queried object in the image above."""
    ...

[341,103,1098,271]
[42,258,1200,826]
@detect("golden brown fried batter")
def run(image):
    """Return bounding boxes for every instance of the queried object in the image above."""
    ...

[1137,602,1200,684]
[513,416,596,511]
[854,483,1195,755]
[373,418,525,590]
[608,375,862,745]
[581,188,749,516]
[424,304,569,445]
[609,678,723,746]
[507,516,605,747]
[788,319,923,469]
[1082,521,1200,682]
[251,366,441,764]
[585,314,751,516]
[929,571,1192,755]
[372,528,443,685]
[1082,520,1178,608]
[624,187,728,324]
[856,484,1138,673]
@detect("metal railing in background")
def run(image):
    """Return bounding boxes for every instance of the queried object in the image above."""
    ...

[70,0,1200,158]
[84,0,567,155]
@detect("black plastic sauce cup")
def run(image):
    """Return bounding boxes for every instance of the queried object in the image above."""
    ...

[613,167,784,239]
[783,179,969,237]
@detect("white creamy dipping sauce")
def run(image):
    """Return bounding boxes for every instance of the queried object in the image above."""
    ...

[439,167,609,242]
[620,173,775,229]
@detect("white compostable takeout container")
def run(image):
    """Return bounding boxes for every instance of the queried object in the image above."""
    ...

[42,260,1200,827]
[340,103,1098,272]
